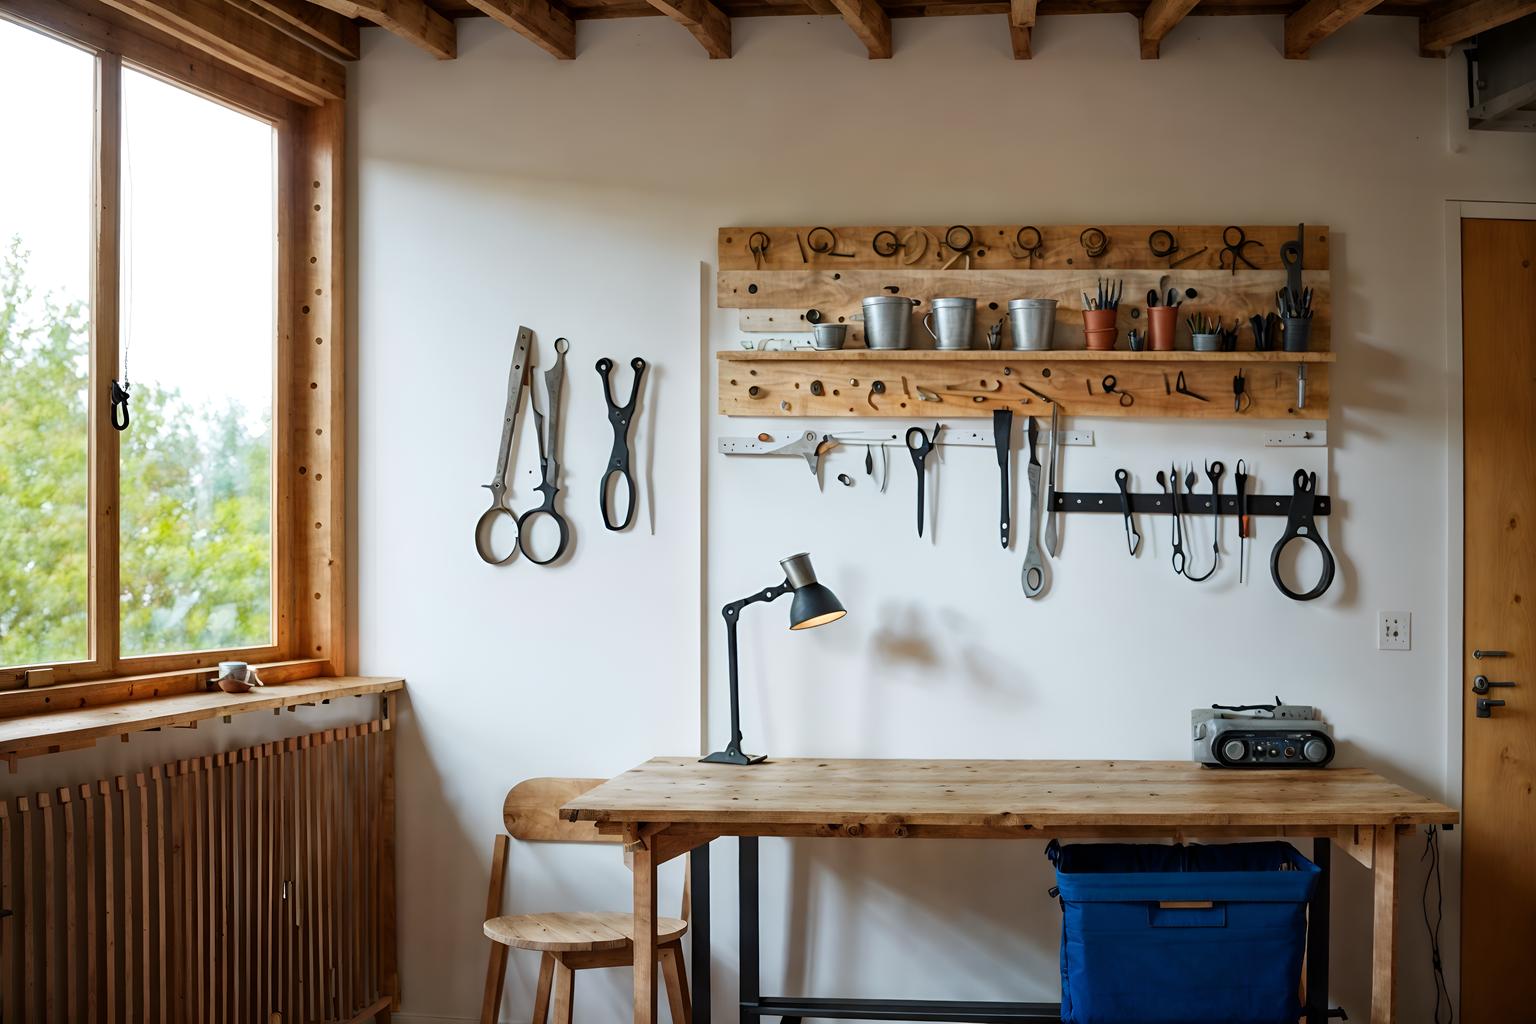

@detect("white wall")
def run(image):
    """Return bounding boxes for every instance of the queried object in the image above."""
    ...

[350,13,1536,1024]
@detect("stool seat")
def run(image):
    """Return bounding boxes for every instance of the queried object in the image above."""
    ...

[483,911,688,953]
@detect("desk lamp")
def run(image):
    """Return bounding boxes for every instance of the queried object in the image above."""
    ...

[702,552,846,766]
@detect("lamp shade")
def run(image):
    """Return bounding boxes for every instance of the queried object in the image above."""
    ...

[779,553,846,630]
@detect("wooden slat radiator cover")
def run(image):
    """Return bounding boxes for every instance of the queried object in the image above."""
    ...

[0,721,396,1023]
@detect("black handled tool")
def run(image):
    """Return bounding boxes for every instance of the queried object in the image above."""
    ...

[1021,417,1047,598]
[993,409,1012,549]
[596,355,646,532]
[1043,404,1061,557]
[1163,465,1188,578]
[1185,460,1224,582]
[1115,469,1140,556]
[1271,470,1336,601]
[516,337,571,565]
[906,423,938,538]
[1234,460,1250,583]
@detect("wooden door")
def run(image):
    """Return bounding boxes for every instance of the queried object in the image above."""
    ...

[1461,216,1536,1022]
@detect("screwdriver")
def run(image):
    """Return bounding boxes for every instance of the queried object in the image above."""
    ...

[1235,460,1250,583]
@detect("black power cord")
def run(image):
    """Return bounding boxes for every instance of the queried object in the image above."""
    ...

[1421,826,1453,1023]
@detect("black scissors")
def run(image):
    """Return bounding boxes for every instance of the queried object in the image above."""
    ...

[1233,369,1253,412]
[1162,464,1188,578]
[1101,375,1133,406]
[597,355,647,532]
[906,423,939,538]
[1219,226,1264,275]
[517,338,570,565]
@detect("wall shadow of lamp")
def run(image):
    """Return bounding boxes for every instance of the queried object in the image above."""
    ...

[702,552,846,767]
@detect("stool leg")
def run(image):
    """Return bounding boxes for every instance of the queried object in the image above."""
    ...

[531,953,555,1024]
[551,959,575,1024]
[661,941,691,1024]
[479,942,510,1024]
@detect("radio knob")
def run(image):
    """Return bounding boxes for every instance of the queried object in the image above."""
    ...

[1222,739,1248,762]
[1303,739,1329,763]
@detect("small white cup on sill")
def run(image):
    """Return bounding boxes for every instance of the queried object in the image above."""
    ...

[216,661,263,694]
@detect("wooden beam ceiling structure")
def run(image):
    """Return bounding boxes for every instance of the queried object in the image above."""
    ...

[460,0,574,56]
[644,0,731,56]
[1009,0,1036,58]
[230,0,360,59]
[1138,0,1201,57]
[306,0,457,57]
[1284,0,1386,57]
[829,0,892,56]
[1420,0,1536,52]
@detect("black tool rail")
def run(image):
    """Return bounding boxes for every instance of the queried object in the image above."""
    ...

[1050,491,1331,516]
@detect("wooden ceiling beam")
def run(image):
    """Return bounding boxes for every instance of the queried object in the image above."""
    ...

[96,0,346,103]
[307,0,457,58]
[644,0,731,56]
[1138,0,1201,57]
[829,0,891,57]
[229,0,360,59]
[1008,0,1035,57]
[1420,0,1536,52]
[461,0,575,57]
[1284,0,1386,57]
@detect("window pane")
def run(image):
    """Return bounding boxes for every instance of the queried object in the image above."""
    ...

[0,20,95,668]
[118,69,276,657]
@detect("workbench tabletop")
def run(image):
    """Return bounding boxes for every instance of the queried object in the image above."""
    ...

[563,757,1458,829]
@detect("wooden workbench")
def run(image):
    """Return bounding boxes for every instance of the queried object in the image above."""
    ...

[564,758,1459,1024]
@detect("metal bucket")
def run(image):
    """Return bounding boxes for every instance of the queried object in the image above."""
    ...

[812,323,848,350]
[854,296,919,349]
[1008,298,1057,351]
[923,297,977,350]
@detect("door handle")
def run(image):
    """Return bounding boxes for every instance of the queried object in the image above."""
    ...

[1473,649,1511,659]
[1476,698,1507,718]
[1472,675,1517,694]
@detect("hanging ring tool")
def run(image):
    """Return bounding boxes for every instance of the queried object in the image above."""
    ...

[1043,404,1061,557]
[993,409,1013,549]
[1234,459,1250,584]
[597,355,647,532]
[1271,470,1336,601]
[110,379,132,431]
[1010,225,1043,262]
[1174,371,1208,402]
[747,231,770,269]
[1080,227,1110,259]
[941,225,977,269]
[475,327,534,564]
[1219,225,1264,275]
[1184,460,1224,582]
[806,226,854,258]
[906,424,939,538]
[1020,416,1048,599]
[1148,229,1178,260]
[1115,469,1140,556]
[1101,375,1133,407]
[515,338,571,565]
[872,230,902,258]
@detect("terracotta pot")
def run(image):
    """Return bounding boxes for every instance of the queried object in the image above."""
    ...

[1147,306,1179,351]
[1085,328,1118,351]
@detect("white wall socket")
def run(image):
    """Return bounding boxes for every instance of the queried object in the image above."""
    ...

[1378,611,1411,651]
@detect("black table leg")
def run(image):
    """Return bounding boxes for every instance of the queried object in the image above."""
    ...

[692,842,712,1024]
[1307,837,1331,1024]
[740,836,760,1022]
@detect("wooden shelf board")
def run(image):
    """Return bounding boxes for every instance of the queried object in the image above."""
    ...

[718,350,1337,363]
[0,675,405,763]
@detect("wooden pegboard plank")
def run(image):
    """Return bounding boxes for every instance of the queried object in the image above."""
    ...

[717,351,1329,419]
[718,268,1332,351]
[718,224,1330,273]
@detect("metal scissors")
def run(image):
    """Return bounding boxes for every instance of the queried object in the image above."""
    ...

[597,355,647,532]
[1101,375,1133,406]
[906,423,938,538]
[516,338,570,565]
[475,327,534,564]
[1161,464,1188,578]
[747,231,770,269]
[1219,225,1264,275]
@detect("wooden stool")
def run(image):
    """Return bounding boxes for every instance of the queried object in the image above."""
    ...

[479,778,692,1024]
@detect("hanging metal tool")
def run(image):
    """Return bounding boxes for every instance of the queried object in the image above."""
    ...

[1115,468,1140,556]
[1021,417,1047,599]
[1010,225,1043,262]
[1271,470,1336,601]
[1219,225,1264,274]
[1174,371,1208,403]
[806,226,854,258]
[109,378,131,431]
[1233,370,1253,413]
[747,231,770,269]
[1234,459,1250,583]
[1101,375,1134,407]
[475,327,535,564]
[1160,466,1189,578]
[906,424,938,538]
[1079,227,1110,259]
[993,410,1012,549]
[941,225,977,269]
[596,355,647,531]
[516,338,571,565]
[1184,460,1224,582]
[1044,404,1061,557]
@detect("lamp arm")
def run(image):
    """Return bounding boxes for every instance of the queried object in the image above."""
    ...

[717,579,792,761]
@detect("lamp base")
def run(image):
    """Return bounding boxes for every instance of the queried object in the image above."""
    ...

[700,747,767,766]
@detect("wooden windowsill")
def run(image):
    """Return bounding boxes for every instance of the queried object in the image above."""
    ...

[0,675,405,768]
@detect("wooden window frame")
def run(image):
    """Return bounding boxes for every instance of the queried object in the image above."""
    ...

[0,0,345,689]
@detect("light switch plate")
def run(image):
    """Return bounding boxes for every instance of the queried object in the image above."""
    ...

[1378,611,1411,651]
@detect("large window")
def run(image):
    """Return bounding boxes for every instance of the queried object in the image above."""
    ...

[0,17,284,680]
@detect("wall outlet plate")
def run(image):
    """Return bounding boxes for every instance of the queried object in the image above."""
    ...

[1378,611,1411,651]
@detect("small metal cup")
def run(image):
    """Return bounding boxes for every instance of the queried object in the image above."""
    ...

[1007,299,1057,350]
[922,297,977,350]
[812,323,848,350]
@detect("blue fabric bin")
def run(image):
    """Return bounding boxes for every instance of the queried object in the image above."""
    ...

[1047,840,1320,1024]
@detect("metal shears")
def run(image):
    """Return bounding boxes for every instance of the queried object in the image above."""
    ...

[597,356,647,531]
[1219,225,1264,275]
[906,423,938,538]
[475,327,534,565]
[516,338,571,565]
